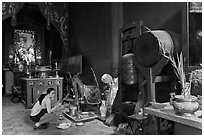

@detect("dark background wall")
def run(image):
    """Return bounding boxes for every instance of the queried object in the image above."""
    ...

[69,3,112,84]
[124,2,184,34]
[68,2,185,85]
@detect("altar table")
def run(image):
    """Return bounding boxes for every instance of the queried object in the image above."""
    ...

[21,77,63,108]
[144,103,202,135]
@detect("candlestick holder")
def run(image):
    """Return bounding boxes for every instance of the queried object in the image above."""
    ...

[55,62,59,78]
[56,70,59,78]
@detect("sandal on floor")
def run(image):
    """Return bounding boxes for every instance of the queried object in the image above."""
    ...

[34,123,49,130]
[34,125,40,130]
[41,123,49,128]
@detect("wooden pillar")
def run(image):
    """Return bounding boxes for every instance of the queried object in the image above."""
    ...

[111,2,123,74]
[182,3,188,68]
[62,3,69,58]
[147,68,156,103]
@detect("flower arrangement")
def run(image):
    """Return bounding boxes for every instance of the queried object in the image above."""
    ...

[189,67,202,96]
[168,52,202,97]
[166,52,201,115]
[168,52,191,96]
[189,68,202,88]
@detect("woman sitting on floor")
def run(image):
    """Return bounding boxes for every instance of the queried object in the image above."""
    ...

[30,88,62,129]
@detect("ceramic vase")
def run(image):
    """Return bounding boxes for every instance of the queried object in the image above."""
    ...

[170,95,199,116]
[100,100,107,117]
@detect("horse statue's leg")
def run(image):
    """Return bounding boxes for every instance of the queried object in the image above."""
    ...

[72,80,79,102]
[72,77,85,100]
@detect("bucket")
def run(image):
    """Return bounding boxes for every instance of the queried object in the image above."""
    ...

[134,30,181,67]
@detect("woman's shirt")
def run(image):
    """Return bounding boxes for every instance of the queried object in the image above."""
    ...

[30,95,50,116]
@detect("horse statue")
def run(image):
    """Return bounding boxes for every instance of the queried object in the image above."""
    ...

[71,73,101,105]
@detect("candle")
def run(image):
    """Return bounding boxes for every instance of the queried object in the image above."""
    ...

[55,62,58,69]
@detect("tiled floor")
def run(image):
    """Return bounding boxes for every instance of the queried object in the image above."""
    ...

[2,95,115,135]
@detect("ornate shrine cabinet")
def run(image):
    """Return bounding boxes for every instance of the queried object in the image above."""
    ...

[21,77,63,108]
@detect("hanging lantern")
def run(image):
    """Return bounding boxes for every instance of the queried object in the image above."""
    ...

[11,13,16,26]
[47,11,51,30]
[11,3,17,26]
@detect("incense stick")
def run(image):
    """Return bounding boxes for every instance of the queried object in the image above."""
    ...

[61,93,70,103]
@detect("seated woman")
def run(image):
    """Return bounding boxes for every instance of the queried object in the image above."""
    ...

[30,88,62,129]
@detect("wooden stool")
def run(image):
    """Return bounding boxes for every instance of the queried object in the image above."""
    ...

[128,114,148,134]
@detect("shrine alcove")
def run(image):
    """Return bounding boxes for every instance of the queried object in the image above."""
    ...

[2,3,66,67]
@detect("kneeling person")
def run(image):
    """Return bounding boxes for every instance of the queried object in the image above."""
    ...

[30,88,62,129]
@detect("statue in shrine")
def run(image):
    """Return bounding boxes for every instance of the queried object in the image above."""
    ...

[9,30,36,70]
[16,36,35,66]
